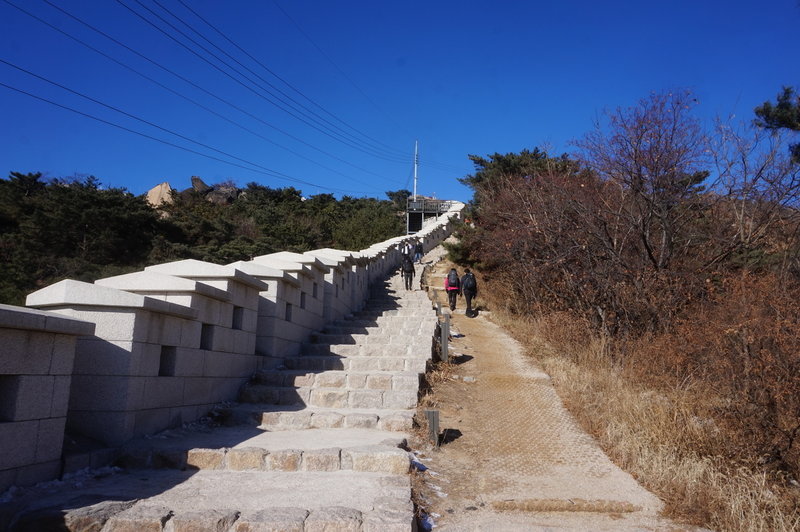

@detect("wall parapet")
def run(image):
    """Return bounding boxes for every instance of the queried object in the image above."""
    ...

[0,200,464,491]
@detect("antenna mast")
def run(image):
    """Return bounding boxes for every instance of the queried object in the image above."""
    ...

[413,140,418,201]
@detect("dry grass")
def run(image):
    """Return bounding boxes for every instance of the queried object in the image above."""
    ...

[489,310,800,532]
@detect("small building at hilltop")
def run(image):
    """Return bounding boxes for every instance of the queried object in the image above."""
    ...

[407,196,455,234]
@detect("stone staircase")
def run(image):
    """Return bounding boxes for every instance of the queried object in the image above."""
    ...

[1,269,435,531]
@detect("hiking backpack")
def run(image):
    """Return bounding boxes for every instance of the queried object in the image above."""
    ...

[462,273,476,291]
[447,270,459,287]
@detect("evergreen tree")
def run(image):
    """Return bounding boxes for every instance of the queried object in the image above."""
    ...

[755,86,800,162]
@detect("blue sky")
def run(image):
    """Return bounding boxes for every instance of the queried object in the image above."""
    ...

[1,1,798,203]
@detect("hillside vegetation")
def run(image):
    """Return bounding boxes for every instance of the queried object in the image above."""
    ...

[452,90,800,530]
[0,174,406,305]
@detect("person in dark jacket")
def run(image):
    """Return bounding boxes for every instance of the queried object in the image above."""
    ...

[400,255,415,290]
[461,268,478,317]
[413,241,424,263]
[444,268,460,311]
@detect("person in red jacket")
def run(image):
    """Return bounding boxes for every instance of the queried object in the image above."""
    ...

[444,268,461,311]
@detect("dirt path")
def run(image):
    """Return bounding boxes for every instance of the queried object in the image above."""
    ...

[411,254,698,531]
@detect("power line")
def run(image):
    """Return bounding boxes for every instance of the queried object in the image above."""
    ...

[169,0,413,162]
[0,79,365,194]
[0,57,361,192]
[272,0,415,141]
[14,0,397,187]
[118,0,410,164]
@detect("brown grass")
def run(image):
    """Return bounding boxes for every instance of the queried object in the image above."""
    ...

[488,309,800,531]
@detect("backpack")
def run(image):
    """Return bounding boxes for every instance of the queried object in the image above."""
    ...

[462,273,476,291]
[447,270,459,287]
[401,258,414,273]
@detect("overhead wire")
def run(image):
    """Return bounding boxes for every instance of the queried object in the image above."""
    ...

[166,0,413,163]
[118,0,411,165]
[269,0,470,179]
[2,1,457,192]
[0,80,362,194]
[0,58,376,194]
[272,0,414,143]
[17,0,397,187]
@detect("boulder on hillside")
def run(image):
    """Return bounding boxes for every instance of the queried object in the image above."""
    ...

[206,182,240,205]
[191,176,212,194]
[146,182,174,207]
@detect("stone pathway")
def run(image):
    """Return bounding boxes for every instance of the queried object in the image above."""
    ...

[412,259,703,531]
[0,265,435,531]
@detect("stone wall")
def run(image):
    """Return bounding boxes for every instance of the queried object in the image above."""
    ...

[0,304,94,491]
[0,202,463,491]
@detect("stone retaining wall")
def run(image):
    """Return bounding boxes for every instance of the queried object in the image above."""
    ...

[0,202,462,491]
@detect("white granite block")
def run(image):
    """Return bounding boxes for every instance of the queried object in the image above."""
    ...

[72,339,137,375]
[72,309,139,342]
[133,407,171,438]
[0,329,54,375]
[182,377,213,405]
[50,376,71,417]
[219,304,234,332]
[13,460,61,489]
[35,417,66,462]
[68,375,144,411]
[138,342,163,377]
[349,390,383,409]
[179,319,202,349]
[232,330,255,355]
[141,376,185,409]
[310,389,348,408]
[382,390,417,409]
[50,334,78,375]
[8,375,55,420]
[173,347,204,377]
[209,326,233,353]
[0,420,37,469]
[66,410,135,446]
[241,308,258,333]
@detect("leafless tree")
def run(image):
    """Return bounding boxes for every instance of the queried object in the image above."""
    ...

[576,90,710,271]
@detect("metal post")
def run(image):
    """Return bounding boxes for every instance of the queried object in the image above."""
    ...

[413,140,418,201]
[424,409,440,447]
[440,314,449,362]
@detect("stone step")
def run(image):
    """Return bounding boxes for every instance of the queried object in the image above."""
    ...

[116,427,410,475]
[352,308,431,318]
[322,323,433,336]
[309,332,432,346]
[329,316,435,328]
[251,369,421,392]
[248,405,414,432]
[8,470,413,531]
[284,354,428,373]
[299,342,431,358]
[239,384,418,410]
[361,298,431,307]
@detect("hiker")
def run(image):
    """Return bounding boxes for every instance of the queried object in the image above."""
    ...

[444,268,461,311]
[400,255,415,290]
[461,268,478,317]
[414,240,424,263]
[403,240,414,259]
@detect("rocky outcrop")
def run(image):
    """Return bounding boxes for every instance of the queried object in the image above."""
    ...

[147,177,241,207]
[145,182,174,207]
[190,176,212,194]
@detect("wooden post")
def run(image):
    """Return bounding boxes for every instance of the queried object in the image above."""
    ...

[424,409,440,447]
